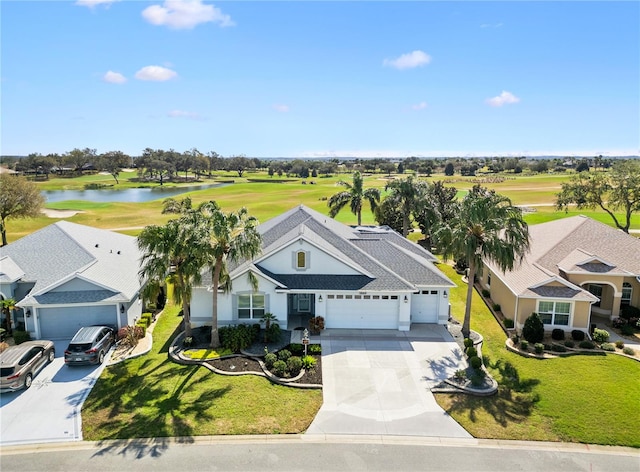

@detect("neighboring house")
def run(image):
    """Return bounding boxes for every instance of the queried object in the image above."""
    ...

[0,221,144,339]
[479,215,640,333]
[191,205,454,331]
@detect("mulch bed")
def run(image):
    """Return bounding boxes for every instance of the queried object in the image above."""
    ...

[207,353,322,385]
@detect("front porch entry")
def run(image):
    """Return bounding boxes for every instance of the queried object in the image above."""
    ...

[287,293,315,330]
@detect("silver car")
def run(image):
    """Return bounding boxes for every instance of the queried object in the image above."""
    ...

[64,326,114,366]
[0,340,56,392]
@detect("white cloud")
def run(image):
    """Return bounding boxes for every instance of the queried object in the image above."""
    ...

[411,101,428,110]
[103,70,127,84]
[167,110,202,120]
[485,90,520,107]
[480,22,503,28]
[383,50,431,70]
[272,104,290,113]
[75,0,118,8]
[142,0,234,30]
[135,65,178,81]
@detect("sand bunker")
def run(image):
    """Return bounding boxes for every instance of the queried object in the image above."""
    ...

[42,209,83,218]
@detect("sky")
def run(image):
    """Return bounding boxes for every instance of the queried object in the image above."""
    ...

[1,1,639,159]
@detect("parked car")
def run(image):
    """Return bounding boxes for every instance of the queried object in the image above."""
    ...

[64,326,114,366]
[0,340,56,392]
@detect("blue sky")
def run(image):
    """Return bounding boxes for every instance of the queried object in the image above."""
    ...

[2,1,638,158]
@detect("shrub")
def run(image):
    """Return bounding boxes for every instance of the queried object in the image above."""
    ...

[551,329,565,341]
[469,356,483,369]
[219,324,258,352]
[622,347,636,356]
[612,317,627,329]
[571,330,585,341]
[592,328,610,343]
[551,344,567,352]
[504,318,514,329]
[183,336,194,348]
[277,349,291,361]
[492,304,501,312]
[620,305,640,320]
[481,289,490,298]
[466,347,477,358]
[519,340,529,350]
[615,340,625,349]
[534,343,545,354]
[454,369,466,381]
[579,340,595,349]
[136,319,148,330]
[301,355,317,369]
[264,353,277,368]
[620,324,634,336]
[289,343,304,355]
[463,338,474,349]
[309,344,322,354]
[470,369,486,386]
[286,356,303,376]
[564,340,575,348]
[272,360,287,377]
[0,341,8,353]
[141,312,152,323]
[266,323,282,343]
[13,330,31,344]
[522,313,544,343]
[601,343,616,352]
[309,316,325,333]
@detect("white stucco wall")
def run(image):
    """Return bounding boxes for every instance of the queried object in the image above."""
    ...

[258,239,361,275]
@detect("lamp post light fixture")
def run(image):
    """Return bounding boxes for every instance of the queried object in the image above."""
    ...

[302,328,310,356]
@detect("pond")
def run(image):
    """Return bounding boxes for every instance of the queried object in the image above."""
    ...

[42,182,230,203]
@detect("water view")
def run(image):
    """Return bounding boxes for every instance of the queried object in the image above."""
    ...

[42,182,229,203]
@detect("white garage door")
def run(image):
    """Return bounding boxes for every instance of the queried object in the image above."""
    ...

[411,290,439,323]
[39,305,117,339]
[326,295,399,329]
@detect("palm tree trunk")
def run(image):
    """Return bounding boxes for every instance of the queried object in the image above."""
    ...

[357,209,362,226]
[177,273,192,338]
[462,258,475,339]
[210,259,223,348]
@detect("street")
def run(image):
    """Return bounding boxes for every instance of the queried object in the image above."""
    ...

[1,436,638,472]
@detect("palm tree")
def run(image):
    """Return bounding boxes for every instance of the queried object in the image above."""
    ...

[137,214,208,338]
[436,186,530,338]
[384,175,429,237]
[328,171,381,226]
[198,201,262,348]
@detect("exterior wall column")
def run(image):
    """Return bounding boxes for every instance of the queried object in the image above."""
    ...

[398,295,411,331]
[611,293,622,319]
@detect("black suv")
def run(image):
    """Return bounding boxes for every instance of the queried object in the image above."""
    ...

[64,326,114,366]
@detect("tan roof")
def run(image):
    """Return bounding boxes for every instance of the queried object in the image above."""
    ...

[486,215,640,300]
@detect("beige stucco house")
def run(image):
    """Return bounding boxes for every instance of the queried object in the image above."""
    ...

[479,215,640,333]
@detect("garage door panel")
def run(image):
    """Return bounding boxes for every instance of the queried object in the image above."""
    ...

[326,298,398,329]
[411,291,439,323]
[39,305,117,339]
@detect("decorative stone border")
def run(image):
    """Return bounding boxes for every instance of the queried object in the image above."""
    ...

[168,331,322,389]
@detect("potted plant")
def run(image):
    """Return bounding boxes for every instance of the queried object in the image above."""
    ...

[309,316,325,335]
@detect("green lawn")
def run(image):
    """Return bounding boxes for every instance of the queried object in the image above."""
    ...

[81,303,323,440]
[434,264,640,447]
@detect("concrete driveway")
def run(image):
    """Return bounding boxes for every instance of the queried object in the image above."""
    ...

[0,339,109,446]
[306,325,472,438]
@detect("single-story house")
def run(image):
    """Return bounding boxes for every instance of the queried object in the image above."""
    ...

[0,221,145,339]
[190,205,455,331]
[479,215,640,333]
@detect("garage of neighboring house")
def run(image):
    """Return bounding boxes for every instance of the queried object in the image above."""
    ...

[325,293,400,329]
[37,305,118,340]
[411,289,441,323]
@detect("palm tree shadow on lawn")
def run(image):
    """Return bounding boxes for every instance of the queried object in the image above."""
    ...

[444,356,541,427]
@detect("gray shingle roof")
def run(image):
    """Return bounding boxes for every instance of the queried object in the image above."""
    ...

[256,265,373,290]
[0,221,143,306]
[485,215,640,299]
[33,290,123,304]
[0,256,25,283]
[201,205,453,292]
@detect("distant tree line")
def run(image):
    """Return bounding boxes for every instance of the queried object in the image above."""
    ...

[0,149,630,185]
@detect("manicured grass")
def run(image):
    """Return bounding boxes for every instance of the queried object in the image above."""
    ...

[434,264,640,447]
[182,348,233,360]
[81,303,323,440]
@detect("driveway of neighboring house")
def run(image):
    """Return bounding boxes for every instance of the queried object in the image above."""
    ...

[305,325,472,438]
[0,339,109,446]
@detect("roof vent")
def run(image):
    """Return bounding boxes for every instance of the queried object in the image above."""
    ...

[95,244,99,248]
[117,251,121,255]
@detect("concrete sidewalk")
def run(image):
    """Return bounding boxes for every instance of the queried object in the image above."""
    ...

[306,326,471,438]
